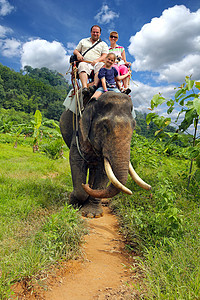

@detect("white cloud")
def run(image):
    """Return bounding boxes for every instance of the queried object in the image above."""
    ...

[0,24,12,37]
[129,5,200,83]
[21,39,70,76]
[129,80,175,112]
[157,54,200,82]
[0,0,14,16]
[1,38,21,57]
[66,42,76,55]
[94,4,119,24]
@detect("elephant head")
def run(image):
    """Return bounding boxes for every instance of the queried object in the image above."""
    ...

[79,92,151,199]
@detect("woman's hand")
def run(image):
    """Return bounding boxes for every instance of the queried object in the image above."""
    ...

[125,61,131,67]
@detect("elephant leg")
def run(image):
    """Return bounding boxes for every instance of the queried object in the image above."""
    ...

[81,162,109,218]
[69,142,89,207]
[60,110,74,148]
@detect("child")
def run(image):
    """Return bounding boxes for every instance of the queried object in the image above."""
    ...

[92,53,131,100]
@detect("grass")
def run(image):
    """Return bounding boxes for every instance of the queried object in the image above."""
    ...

[111,134,200,300]
[0,142,86,299]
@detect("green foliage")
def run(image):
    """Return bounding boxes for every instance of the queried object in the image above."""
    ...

[147,77,200,135]
[135,110,176,141]
[0,108,65,159]
[111,133,199,299]
[0,63,72,120]
[147,76,200,188]
[40,139,64,159]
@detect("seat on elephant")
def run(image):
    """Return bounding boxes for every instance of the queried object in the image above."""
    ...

[70,62,95,91]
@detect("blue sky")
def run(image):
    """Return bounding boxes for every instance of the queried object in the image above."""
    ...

[0,0,200,122]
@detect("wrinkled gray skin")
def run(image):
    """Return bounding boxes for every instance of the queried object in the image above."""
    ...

[60,92,135,218]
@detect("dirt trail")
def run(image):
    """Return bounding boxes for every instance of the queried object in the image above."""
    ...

[13,206,141,299]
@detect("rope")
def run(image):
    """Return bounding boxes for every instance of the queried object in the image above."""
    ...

[65,64,72,76]
[73,64,89,163]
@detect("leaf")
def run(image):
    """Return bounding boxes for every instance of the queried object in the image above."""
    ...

[167,107,174,114]
[34,110,42,130]
[151,94,165,109]
[188,148,200,159]
[193,98,200,116]
[155,129,162,136]
[146,113,155,125]
[179,109,195,131]
[186,78,195,90]
[174,88,186,101]
[180,94,196,106]
[167,99,174,107]
[164,118,171,126]
[155,131,166,139]
[153,115,165,128]
[195,81,200,90]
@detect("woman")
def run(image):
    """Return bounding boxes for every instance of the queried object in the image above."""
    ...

[109,31,131,94]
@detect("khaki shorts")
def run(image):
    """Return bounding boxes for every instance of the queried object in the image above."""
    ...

[78,62,104,76]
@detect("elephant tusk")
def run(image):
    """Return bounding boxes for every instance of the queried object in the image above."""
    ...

[104,158,132,195]
[129,162,151,190]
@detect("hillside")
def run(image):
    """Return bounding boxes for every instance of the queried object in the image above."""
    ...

[0,64,71,121]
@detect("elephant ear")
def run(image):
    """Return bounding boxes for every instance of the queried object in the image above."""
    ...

[80,99,97,141]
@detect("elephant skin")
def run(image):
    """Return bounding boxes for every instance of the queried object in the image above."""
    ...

[60,91,135,218]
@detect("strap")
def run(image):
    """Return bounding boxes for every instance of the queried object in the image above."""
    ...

[82,38,102,57]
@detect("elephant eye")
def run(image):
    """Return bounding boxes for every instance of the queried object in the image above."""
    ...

[102,123,111,134]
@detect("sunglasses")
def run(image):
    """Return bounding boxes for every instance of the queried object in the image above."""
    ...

[110,35,118,39]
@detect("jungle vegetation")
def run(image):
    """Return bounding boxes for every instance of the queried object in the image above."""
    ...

[0,63,174,138]
[0,64,71,121]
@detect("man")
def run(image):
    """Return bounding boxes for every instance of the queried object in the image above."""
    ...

[73,25,108,96]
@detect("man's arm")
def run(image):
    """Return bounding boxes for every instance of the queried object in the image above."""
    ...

[73,49,84,62]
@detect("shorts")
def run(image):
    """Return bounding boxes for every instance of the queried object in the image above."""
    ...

[78,62,104,76]
[113,64,128,76]
[96,86,120,93]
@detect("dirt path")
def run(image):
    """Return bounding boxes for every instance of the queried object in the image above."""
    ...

[13,206,141,299]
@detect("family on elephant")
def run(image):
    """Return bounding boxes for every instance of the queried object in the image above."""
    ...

[72,25,132,101]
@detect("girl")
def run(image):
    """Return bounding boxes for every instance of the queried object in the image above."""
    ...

[92,53,131,100]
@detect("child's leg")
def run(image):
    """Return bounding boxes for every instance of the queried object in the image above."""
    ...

[116,80,123,91]
[122,76,129,89]
[92,90,102,99]
[119,65,129,89]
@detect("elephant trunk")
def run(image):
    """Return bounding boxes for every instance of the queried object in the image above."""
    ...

[82,158,130,198]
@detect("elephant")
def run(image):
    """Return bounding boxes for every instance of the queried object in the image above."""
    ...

[60,91,151,218]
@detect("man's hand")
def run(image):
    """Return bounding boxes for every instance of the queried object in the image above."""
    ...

[91,59,99,66]
[77,53,84,61]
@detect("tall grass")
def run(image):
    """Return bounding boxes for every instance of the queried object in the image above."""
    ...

[0,142,86,299]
